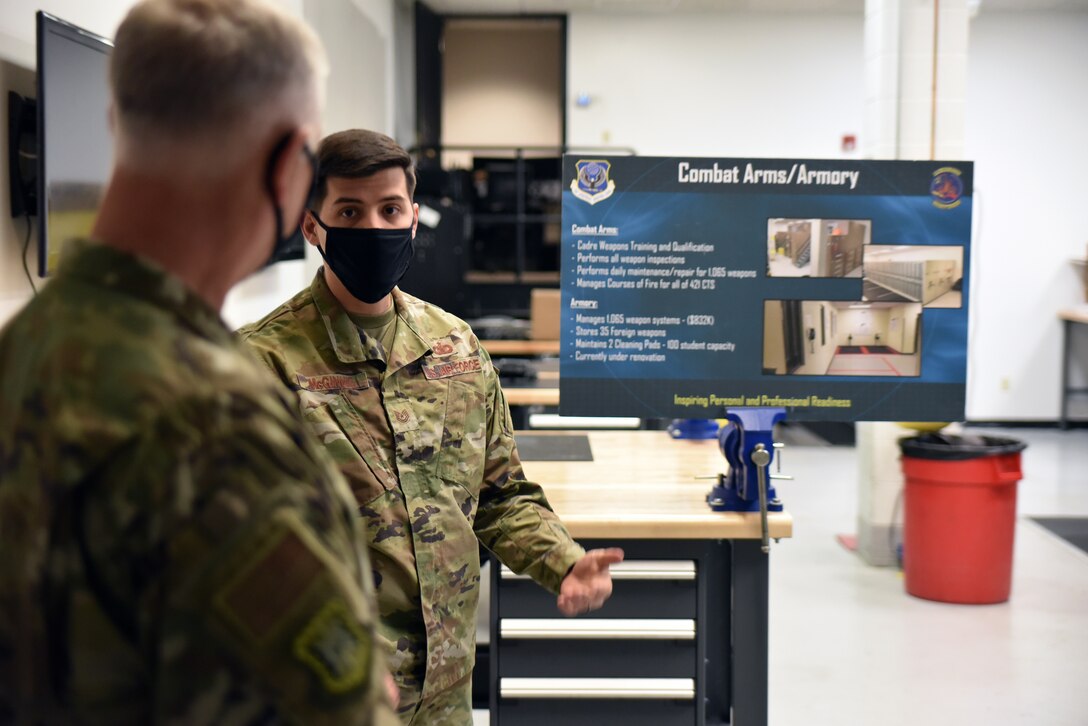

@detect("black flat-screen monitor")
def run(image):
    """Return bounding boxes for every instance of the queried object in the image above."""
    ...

[36,12,113,277]
[34,11,306,274]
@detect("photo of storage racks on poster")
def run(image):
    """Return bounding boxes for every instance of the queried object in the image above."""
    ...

[559,155,972,421]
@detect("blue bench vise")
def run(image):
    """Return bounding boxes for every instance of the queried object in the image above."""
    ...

[707,407,787,553]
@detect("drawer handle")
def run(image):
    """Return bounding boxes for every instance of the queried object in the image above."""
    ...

[500,560,695,581]
[501,677,695,700]
[501,618,694,640]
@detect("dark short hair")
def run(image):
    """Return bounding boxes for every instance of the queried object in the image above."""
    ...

[312,129,416,208]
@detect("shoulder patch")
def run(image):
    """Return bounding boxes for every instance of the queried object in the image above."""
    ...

[215,528,324,641]
[422,356,482,380]
[296,372,370,392]
[293,598,372,694]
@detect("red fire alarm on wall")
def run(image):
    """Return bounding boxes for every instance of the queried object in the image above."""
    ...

[842,134,857,152]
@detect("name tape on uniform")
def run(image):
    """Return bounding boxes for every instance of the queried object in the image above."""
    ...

[422,357,482,380]
[296,372,371,392]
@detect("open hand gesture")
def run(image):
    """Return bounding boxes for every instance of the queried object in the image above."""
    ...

[557,548,625,616]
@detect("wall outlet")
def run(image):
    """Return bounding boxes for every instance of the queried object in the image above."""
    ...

[1000,377,1011,391]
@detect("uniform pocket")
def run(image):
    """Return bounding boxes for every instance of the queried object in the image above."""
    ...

[300,392,391,506]
[436,380,487,497]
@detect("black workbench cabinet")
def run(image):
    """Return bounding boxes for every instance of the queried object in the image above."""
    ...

[490,538,762,726]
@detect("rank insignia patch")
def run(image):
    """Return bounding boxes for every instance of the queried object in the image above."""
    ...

[431,338,457,357]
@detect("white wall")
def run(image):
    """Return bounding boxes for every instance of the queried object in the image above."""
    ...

[0,0,305,67]
[0,0,395,332]
[0,60,38,327]
[965,10,1088,420]
[837,307,883,346]
[225,0,398,331]
[0,1,130,67]
[0,3,138,330]
[306,0,393,136]
[567,12,865,158]
[567,7,1087,420]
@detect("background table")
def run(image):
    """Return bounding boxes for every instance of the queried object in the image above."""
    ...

[1058,306,1088,429]
[481,339,561,357]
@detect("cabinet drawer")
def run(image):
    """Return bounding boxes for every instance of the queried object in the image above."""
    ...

[499,638,696,678]
[498,678,696,726]
[501,560,696,582]
[501,618,694,640]
[499,561,696,618]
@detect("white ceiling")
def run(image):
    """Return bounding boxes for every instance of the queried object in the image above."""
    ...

[419,0,1088,14]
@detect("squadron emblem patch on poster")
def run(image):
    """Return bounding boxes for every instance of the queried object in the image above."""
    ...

[571,159,616,205]
[930,167,964,209]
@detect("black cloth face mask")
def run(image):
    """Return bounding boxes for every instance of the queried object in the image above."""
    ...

[310,213,415,304]
[264,132,318,266]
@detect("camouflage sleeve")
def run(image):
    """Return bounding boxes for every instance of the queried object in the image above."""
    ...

[81,401,399,726]
[472,354,585,595]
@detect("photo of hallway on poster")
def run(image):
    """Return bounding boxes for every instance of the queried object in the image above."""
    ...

[766,218,871,278]
[763,300,923,377]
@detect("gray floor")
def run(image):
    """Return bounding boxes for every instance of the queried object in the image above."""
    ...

[769,426,1088,725]
[475,426,1088,725]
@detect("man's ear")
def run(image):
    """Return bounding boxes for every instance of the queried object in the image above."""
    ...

[411,202,420,239]
[268,128,308,215]
[300,208,321,247]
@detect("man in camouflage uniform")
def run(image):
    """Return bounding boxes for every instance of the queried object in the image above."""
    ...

[0,2,396,723]
[240,129,623,724]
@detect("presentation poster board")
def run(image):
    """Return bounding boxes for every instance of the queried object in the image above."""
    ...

[559,156,972,421]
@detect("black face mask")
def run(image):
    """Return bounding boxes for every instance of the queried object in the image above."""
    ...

[264,132,318,266]
[310,213,415,304]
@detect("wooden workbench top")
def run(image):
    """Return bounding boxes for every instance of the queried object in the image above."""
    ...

[519,431,793,540]
[481,339,561,356]
[504,388,560,406]
[1058,305,1088,325]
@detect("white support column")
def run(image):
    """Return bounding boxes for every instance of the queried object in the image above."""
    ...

[857,0,968,566]
[864,0,969,161]
[856,422,911,566]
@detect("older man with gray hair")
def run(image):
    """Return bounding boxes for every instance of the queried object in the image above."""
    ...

[0,1,397,723]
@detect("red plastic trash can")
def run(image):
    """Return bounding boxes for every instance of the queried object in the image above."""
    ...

[899,434,1027,604]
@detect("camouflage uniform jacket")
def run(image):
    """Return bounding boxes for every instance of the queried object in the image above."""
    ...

[239,272,585,706]
[0,242,397,725]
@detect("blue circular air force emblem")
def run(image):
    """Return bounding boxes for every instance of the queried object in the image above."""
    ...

[571,159,616,205]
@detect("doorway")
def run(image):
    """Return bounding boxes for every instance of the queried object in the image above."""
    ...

[782,300,805,374]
